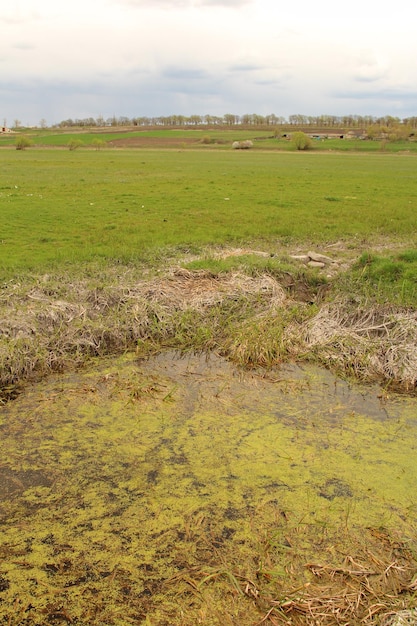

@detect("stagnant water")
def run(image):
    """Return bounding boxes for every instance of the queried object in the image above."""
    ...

[0,352,416,624]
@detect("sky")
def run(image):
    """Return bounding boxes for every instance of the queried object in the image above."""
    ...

[2,0,417,127]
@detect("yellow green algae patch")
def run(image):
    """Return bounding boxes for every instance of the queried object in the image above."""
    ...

[0,352,416,625]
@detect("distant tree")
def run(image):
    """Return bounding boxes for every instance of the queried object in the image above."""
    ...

[13,119,22,129]
[399,123,412,140]
[15,136,33,150]
[224,113,239,125]
[135,116,151,126]
[366,125,379,140]
[265,114,279,126]
[292,131,312,150]
[91,138,105,150]
[403,117,417,129]
[388,123,412,142]
[68,139,83,151]
[39,118,48,128]
[289,114,308,126]
[366,122,409,141]
[189,115,202,126]
[385,115,401,128]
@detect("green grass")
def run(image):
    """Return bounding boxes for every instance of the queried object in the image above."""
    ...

[2,128,417,152]
[340,250,417,305]
[0,130,135,147]
[1,148,417,278]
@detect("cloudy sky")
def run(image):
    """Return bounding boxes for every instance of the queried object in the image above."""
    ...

[2,0,417,126]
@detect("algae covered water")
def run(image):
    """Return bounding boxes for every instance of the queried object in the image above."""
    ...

[0,352,416,625]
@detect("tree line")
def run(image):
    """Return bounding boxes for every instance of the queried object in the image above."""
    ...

[52,113,417,129]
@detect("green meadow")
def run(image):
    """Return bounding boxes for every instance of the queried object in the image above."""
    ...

[1,148,417,277]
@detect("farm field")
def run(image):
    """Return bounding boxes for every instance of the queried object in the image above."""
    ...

[1,146,417,625]
[2,126,417,152]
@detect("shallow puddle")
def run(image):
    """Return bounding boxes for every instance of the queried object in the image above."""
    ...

[0,352,416,625]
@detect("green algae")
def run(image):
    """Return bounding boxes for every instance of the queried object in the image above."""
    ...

[0,353,416,625]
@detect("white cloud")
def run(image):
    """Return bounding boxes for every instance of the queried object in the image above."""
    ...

[2,0,417,125]
[112,0,251,7]
[0,8,40,24]
[351,50,389,83]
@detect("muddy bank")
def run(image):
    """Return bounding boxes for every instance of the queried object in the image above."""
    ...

[1,260,417,401]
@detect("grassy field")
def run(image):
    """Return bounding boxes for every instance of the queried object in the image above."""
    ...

[1,145,417,392]
[2,127,417,153]
[1,145,417,625]
[2,128,271,148]
[1,148,417,277]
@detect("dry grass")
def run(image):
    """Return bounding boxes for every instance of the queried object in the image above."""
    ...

[228,525,417,626]
[0,267,285,390]
[130,520,417,625]
[1,264,417,398]
[303,302,417,390]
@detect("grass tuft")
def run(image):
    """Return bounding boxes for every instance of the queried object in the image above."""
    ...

[339,250,417,306]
